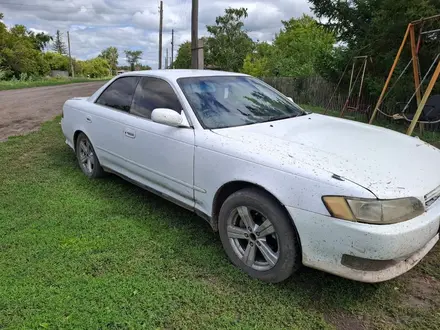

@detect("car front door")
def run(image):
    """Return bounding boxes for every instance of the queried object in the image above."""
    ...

[119,76,195,208]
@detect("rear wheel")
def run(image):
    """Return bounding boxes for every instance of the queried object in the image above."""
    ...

[75,133,105,178]
[218,188,301,283]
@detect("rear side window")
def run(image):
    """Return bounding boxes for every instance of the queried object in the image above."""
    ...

[131,77,182,119]
[96,76,140,112]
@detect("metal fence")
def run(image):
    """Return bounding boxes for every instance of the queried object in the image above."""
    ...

[261,76,440,132]
[262,76,375,121]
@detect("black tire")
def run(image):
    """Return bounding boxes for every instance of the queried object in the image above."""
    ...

[75,133,105,178]
[218,188,301,283]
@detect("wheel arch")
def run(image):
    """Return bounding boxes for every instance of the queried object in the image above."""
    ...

[73,130,84,151]
[73,129,95,152]
[212,181,300,236]
[212,180,303,266]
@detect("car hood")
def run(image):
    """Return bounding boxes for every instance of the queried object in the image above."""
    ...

[212,114,440,199]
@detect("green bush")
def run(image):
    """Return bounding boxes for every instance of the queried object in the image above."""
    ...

[0,70,7,80]
[76,57,110,78]
[43,52,69,71]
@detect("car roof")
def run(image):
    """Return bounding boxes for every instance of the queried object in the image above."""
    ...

[118,69,249,80]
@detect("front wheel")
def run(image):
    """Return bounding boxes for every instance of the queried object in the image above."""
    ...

[218,188,301,283]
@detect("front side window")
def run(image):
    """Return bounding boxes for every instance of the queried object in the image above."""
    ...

[96,76,140,112]
[177,76,305,129]
[131,77,182,119]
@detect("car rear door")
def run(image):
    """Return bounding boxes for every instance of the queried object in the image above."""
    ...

[88,76,141,173]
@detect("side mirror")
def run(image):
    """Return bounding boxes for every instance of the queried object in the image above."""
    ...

[151,108,189,128]
[287,97,294,102]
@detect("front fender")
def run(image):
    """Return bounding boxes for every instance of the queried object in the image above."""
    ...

[194,143,376,218]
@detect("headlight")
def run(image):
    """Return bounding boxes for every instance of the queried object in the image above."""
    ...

[322,196,424,224]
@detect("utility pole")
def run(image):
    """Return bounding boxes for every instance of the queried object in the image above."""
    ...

[171,29,174,69]
[191,0,199,69]
[158,0,163,69]
[67,31,74,78]
[165,48,169,69]
[198,39,204,69]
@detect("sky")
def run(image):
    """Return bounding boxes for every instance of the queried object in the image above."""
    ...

[0,0,312,69]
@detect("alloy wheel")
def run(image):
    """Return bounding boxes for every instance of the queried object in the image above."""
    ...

[227,206,280,271]
[78,138,95,174]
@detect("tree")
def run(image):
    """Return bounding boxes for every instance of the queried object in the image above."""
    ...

[32,32,53,51]
[309,0,440,98]
[0,20,50,78]
[76,57,110,78]
[205,7,254,72]
[1,42,48,77]
[9,24,27,37]
[44,52,69,71]
[100,46,119,75]
[241,15,335,78]
[6,24,52,52]
[271,15,335,77]
[173,41,191,69]
[52,30,67,55]
[124,50,143,71]
[242,42,274,77]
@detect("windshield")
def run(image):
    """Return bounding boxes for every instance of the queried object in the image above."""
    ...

[177,76,305,129]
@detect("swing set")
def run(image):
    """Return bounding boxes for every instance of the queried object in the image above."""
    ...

[369,14,440,136]
[324,56,370,118]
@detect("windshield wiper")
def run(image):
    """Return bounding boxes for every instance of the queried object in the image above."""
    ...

[263,112,306,123]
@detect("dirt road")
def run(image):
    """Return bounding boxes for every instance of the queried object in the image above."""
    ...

[0,82,106,141]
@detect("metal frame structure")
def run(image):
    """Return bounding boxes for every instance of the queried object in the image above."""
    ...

[339,56,369,118]
[324,56,369,117]
[369,14,440,135]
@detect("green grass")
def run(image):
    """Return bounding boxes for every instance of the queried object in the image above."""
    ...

[0,119,439,329]
[0,77,110,91]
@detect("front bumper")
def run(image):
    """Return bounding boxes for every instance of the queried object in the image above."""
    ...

[286,201,440,283]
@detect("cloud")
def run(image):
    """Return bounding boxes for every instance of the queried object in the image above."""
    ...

[0,0,311,68]
[28,27,49,34]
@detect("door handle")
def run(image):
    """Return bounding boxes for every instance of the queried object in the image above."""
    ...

[124,130,136,138]
[86,117,92,123]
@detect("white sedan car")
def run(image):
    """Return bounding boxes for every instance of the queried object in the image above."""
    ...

[61,70,440,283]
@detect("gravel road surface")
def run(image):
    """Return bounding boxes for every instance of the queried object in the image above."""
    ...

[0,82,106,141]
